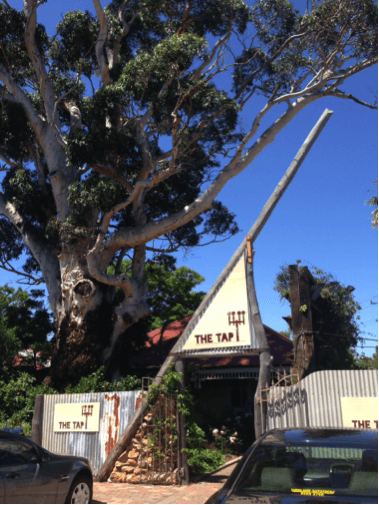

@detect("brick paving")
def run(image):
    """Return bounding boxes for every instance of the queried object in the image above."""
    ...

[93,463,237,504]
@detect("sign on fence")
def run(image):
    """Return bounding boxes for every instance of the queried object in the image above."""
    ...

[265,370,378,431]
[32,391,141,476]
[340,397,378,430]
[53,403,101,432]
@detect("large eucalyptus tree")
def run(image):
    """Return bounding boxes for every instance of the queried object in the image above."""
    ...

[0,0,377,386]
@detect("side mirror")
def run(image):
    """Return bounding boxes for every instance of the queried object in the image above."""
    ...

[41,450,52,463]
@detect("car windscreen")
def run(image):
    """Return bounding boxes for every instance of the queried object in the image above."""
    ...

[235,443,378,499]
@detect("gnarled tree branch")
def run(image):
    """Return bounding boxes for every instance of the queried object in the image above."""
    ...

[0,257,43,285]
[0,69,45,136]
[23,0,64,144]
[94,92,325,270]
[328,89,378,109]
[0,191,60,317]
[93,0,112,86]
[0,151,20,168]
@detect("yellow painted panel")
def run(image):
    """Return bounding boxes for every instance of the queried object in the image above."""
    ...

[340,397,378,430]
[54,402,101,432]
[182,255,252,351]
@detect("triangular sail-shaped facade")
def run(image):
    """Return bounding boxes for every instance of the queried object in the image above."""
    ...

[171,248,265,357]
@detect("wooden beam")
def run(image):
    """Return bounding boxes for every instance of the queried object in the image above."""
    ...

[31,394,44,445]
[299,266,315,375]
[171,109,333,357]
[289,265,314,378]
[246,247,271,439]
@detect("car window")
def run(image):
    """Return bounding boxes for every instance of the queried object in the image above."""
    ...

[236,443,378,498]
[0,437,39,466]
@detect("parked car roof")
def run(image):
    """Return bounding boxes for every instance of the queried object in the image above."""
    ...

[262,428,378,446]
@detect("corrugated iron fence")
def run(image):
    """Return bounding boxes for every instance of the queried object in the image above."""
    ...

[262,370,378,431]
[40,391,141,476]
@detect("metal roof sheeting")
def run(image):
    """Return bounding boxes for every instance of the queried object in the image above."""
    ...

[267,370,378,430]
[41,391,141,477]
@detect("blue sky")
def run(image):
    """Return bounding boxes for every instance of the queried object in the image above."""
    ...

[2,0,378,355]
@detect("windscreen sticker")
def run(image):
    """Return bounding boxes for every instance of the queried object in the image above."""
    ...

[291,489,336,497]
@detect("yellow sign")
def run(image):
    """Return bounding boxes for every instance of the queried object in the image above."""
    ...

[182,255,253,351]
[54,403,100,432]
[291,489,335,497]
[340,397,378,430]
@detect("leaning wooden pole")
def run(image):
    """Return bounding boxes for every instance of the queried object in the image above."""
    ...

[246,244,271,439]
[245,108,334,437]
[245,109,333,243]
[170,109,334,361]
[96,109,333,480]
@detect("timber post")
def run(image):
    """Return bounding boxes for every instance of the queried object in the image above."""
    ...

[246,239,271,439]
[175,359,190,485]
[31,394,44,445]
[289,265,315,379]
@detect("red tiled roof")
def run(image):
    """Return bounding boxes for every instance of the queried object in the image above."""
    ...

[145,315,192,347]
[130,317,293,369]
[12,348,51,370]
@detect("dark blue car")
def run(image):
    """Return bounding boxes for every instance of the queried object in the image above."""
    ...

[207,428,378,504]
[0,430,93,503]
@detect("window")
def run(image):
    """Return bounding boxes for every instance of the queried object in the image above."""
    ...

[237,443,378,498]
[0,437,39,466]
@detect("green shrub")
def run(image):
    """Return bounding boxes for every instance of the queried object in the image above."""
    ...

[187,448,225,473]
[0,367,140,434]
[64,366,141,393]
[145,365,226,474]
[0,372,57,433]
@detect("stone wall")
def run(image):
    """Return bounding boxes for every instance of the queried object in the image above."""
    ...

[109,393,179,484]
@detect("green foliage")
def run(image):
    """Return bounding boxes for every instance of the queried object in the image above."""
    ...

[187,448,225,473]
[365,180,378,228]
[374,348,378,370]
[145,365,226,473]
[116,34,208,101]
[0,285,53,366]
[0,0,376,381]
[0,367,141,434]
[146,262,205,330]
[0,4,48,86]
[65,366,141,393]
[274,262,363,370]
[50,10,99,78]
[0,324,20,367]
[107,260,206,372]
[350,348,378,370]
[2,0,375,282]
[0,372,57,432]
[212,426,242,456]
[108,260,205,326]
[281,330,292,339]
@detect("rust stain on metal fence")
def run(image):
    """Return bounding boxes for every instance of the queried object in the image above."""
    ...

[40,391,141,475]
[135,391,144,410]
[104,393,121,458]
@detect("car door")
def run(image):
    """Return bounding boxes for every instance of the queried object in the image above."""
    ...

[0,436,58,504]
